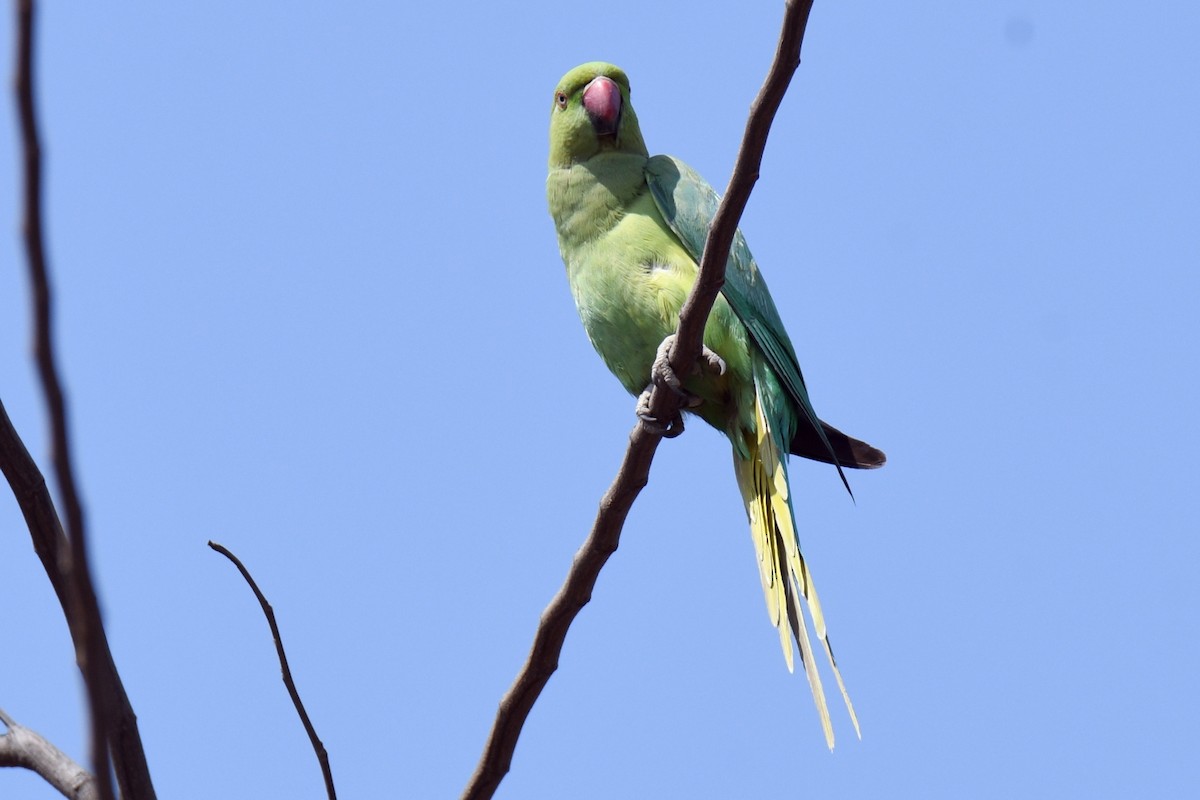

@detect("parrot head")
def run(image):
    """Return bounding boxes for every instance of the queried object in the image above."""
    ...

[549,62,648,168]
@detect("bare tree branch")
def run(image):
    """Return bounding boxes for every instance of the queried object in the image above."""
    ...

[208,542,338,800]
[0,402,158,800]
[13,2,112,795]
[461,3,816,799]
[9,3,156,798]
[0,707,97,800]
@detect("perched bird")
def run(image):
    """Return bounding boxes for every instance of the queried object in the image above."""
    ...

[546,62,885,747]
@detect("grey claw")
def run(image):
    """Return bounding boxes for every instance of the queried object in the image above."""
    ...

[636,334,724,437]
[700,347,727,376]
[643,412,685,438]
[650,334,725,394]
[658,416,685,437]
[651,335,684,394]
[635,386,655,422]
[635,386,686,438]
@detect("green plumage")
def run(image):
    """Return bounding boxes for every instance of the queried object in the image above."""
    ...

[547,61,884,748]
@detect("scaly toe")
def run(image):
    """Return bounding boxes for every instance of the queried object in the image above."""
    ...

[699,345,727,376]
[635,386,686,437]
[650,334,685,395]
[635,387,655,422]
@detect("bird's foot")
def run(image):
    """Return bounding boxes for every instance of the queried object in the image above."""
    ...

[650,333,727,396]
[694,342,728,381]
[634,334,727,438]
[636,386,686,438]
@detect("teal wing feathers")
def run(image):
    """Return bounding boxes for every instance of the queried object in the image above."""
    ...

[644,155,852,494]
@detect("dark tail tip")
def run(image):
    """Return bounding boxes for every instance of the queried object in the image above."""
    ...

[791,420,886,470]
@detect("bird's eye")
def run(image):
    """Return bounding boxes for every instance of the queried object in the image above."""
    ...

[555,92,568,109]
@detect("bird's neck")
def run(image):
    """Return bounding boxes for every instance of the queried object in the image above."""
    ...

[547,152,649,252]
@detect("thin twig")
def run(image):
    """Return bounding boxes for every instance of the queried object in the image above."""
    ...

[461,3,816,798]
[0,707,97,800]
[208,541,338,800]
[14,3,119,799]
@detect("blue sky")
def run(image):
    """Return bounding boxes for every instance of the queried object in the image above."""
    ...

[2,2,1198,798]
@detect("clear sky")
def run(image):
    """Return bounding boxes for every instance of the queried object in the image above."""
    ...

[2,2,1198,798]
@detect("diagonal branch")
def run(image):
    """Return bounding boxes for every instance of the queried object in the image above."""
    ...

[461,3,816,799]
[10,3,155,798]
[208,542,338,800]
[667,0,814,395]
[0,402,158,800]
[0,707,97,800]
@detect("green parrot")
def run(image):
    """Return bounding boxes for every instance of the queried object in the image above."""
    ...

[546,62,885,747]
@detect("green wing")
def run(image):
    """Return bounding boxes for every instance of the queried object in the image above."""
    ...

[644,155,852,493]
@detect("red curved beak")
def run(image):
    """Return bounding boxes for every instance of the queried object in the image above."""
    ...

[582,76,621,137]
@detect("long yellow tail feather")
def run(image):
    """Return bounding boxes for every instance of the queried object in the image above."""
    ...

[733,384,860,748]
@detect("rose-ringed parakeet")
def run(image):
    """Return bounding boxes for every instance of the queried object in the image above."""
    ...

[546,62,885,748]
